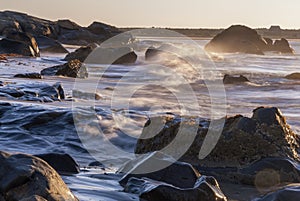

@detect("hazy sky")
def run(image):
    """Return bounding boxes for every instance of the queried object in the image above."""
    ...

[1,0,300,29]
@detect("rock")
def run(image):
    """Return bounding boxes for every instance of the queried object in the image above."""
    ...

[124,176,227,201]
[285,72,300,80]
[145,44,180,60]
[0,82,65,102]
[87,21,120,36]
[0,151,78,200]
[86,47,137,64]
[14,73,42,79]
[0,38,36,57]
[35,36,68,53]
[72,89,102,100]
[205,25,267,55]
[118,152,200,188]
[135,107,299,168]
[264,37,273,49]
[5,31,40,57]
[35,153,80,174]
[257,185,300,201]
[56,19,81,31]
[223,74,250,84]
[64,45,95,62]
[273,38,295,54]
[0,55,7,61]
[41,59,88,78]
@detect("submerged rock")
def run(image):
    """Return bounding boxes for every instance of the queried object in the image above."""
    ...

[0,82,65,102]
[14,73,42,79]
[0,151,78,200]
[41,59,88,78]
[223,74,250,84]
[125,176,227,201]
[35,153,80,174]
[205,25,294,55]
[135,107,299,168]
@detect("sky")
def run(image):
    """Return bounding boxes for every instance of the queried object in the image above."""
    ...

[1,0,300,29]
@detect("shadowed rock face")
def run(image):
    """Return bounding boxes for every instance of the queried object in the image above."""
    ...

[0,38,36,57]
[64,45,95,62]
[257,185,300,201]
[135,107,299,168]
[120,152,227,201]
[223,74,250,84]
[205,25,294,55]
[0,151,78,201]
[41,59,88,78]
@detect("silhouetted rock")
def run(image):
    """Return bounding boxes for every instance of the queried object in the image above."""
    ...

[87,21,120,36]
[14,73,42,79]
[118,152,200,188]
[285,72,300,80]
[124,176,227,201]
[135,107,299,168]
[0,151,78,200]
[35,36,68,53]
[273,38,295,54]
[223,74,250,84]
[205,25,295,55]
[64,45,95,62]
[35,153,80,174]
[57,19,81,31]
[5,31,40,57]
[86,47,137,64]
[257,185,300,201]
[205,25,266,55]
[41,59,88,78]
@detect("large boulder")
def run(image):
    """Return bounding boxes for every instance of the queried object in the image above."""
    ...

[0,151,78,200]
[135,107,299,167]
[0,38,36,57]
[273,38,295,54]
[87,21,120,36]
[205,25,295,55]
[64,45,95,62]
[35,36,68,53]
[41,59,88,78]
[86,47,137,64]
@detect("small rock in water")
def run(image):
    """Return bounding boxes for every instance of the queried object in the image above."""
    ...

[285,72,300,80]
[223,74,250,84]
[14,73,42,79]
[64,45,95,62]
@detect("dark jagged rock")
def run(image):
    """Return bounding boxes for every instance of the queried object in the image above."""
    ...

[56,19,81,31]
[273,38,295,54]
[14,73,42,79]
[145,44,181,60]
[205,25,295,55]
[64,45,95,62]
[0,38,36,57]
[118,152,200,188]
[223,74,250,84]
[0,151,78,200]
[0,82,65,102]
[135,107,299,168]
[41,59,88,78]
[257,185,300,201]
[35,36,68,53]
[87,21,120,36]
[86,47,137,64]
[35,153,80,174]
[285,72,300,80]
[124,176,227,201]
[5,31,40,57]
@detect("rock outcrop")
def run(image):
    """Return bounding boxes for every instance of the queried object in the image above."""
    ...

[285,72,300,80]
[205,25,294,55]
[41,59,88,78]
[0,151,78,200]
[64,45,95,62]
[223,74,250,84]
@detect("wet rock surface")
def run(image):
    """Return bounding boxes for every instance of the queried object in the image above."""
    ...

[205,25,294,55]
[0,151,78,201]
[223,74,250,84]
[120,152,227,201]
[14,73,42,79]
[41,59,88,78]
[0,82,65,102]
